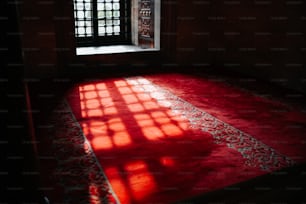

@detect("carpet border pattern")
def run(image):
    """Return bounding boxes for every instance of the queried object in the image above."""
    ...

[127,77,295,171]
[50,102,119,204]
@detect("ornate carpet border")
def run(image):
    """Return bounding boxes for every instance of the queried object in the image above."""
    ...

[126,77,295,171]
[51,102,120,204]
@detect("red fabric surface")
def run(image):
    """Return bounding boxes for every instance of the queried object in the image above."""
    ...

[66,74,306,203]
[145,74,306,162]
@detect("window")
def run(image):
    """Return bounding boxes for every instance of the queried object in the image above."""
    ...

[73,0,161,55]
[73,0,131,47]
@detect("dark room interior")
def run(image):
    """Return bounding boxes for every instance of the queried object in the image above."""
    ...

[4,0,306,203]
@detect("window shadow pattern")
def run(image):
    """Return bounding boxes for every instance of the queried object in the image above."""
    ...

[70,77,263,204]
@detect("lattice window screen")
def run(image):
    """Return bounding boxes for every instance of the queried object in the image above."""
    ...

[74,0,93,37]
[97,0,121,36]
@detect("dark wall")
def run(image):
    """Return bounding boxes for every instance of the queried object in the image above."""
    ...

[16,0,306,92]
[17,0,58,77]
[5,0,45,202]
[175,0,306,92]
[17,0,178,77]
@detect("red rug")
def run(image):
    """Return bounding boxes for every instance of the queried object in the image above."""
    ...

[145,74,306,162]
[53,74,306,203]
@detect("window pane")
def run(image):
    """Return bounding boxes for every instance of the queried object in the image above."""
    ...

[77,11,84,18]
[84,3,91,9]
[114,19,120,25]
[114,26,120,33]
[113,3,120,10]
[85,20,92,27]
[106,11,112,18]
[85,11,92,19]
[86,27,92,35]
[113,11,120,17]
[98,20,105,26]
[106,26,113,33]
[105,3,112,10]
[76,2,83,10]
[78,27,85,34]
[99,27,106,35]
[98,11,105,18]
[106,19,112,25]
[78,21,85,27]
[97,3,104,10]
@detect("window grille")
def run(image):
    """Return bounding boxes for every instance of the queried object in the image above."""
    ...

[73,0,131,46]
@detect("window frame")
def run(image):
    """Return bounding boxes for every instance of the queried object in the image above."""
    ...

[74,0,132,47]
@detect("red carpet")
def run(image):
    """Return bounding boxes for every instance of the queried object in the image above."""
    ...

[145,74,306,162]
[54,74,306,203]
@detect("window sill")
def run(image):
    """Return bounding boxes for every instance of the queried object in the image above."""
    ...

[76,45,159,56]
